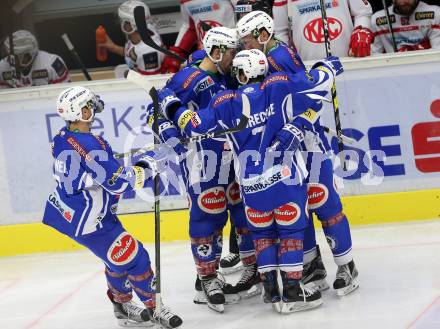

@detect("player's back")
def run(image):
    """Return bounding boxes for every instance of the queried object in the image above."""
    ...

[266,41,306,75]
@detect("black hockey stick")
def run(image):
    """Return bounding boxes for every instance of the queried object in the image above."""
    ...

[126,69,251,143]
[134,6,185,62]
[61,33,92,81]
[381,0,398,52]
[319,0,347,171]
[149,87,163,318]
[181,93,250,144]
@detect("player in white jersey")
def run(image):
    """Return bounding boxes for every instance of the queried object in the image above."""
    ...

[371,0,440,53]
[99,0,164,75]
[162,0,237,73]
[0,30,70,88]
[272,0,374,60]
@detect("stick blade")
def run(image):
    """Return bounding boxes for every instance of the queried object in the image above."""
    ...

[126,69,153,91]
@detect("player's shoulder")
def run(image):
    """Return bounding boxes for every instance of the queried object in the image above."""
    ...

[259,72,291,90]
[55,129,109,156]
[172,65,206,90]
[414,2,440,21]
[212,89,238,108]
[371,8,387,26]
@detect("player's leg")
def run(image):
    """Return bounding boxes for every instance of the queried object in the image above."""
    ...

[228,196,261,299]
[219,222,243,274]
[245,206,281,312]
[76,218,182,328]
[274,195,323,314]
[188,185,238,312]
[312,157,359,297]
[302,152,329,291]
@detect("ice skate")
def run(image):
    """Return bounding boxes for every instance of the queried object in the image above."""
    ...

[147,303,183,329]
[333,260,359,297]
[280,273,322,314]
[301,245,330,292]
[230,263,262,299]
[260,270,281,313]
[107,290,153,327]
[219,252,244,274]
[200,274,226,312]
[194,275,239,306]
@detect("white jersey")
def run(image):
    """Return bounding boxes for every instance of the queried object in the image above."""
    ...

[273,0,372,60]
[175,0,236,52]
[124,24,164,75]
[0,50,70,88]
[371,1,440,53]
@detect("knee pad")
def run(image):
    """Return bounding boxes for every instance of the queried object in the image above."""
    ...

[321,212,353,265]
[236,227,256,265]
[190,236,217,277]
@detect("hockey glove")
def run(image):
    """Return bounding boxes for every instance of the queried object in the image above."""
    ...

[398,39,431,52]
[161,46,187,73]
[349,26,374,57]
[312,56,343,77]
[157,88,182,121]
[270,123,304,154]
[134,149,168,175]
[159,121,187,155]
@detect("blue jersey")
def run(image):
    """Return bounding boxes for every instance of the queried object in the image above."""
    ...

[266,41,306,76]
[172,68,334,211]
[267,41,331,153]
[43,127,148,237]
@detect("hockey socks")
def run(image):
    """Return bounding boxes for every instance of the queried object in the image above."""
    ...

[105,267,133,304]
[321,212,353,266]
[191,236,217,277]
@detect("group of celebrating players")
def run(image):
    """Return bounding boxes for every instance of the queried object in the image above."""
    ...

[41,1,369,328]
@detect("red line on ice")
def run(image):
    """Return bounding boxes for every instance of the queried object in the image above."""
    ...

[406,294,440,329]
[25,270,101,329]
[0,279,20,298]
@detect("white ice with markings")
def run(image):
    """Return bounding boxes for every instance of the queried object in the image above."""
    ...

[1,220,440,329]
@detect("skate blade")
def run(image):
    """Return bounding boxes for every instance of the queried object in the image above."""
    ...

[272,302,282,313]
[219,263,244,275]
[207,302,225,313]
[117,318,154,327]
[280,298,323,314]
[225,293,240,304]
[335,278,359,297]
[193,291,207,304]
[305,279,330,292]
[238,283,262,299]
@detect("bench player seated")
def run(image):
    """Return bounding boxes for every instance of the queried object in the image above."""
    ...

[0,30,70,88]
[42,86,182,328]
[98,0,164,75]
[156,49,343,313]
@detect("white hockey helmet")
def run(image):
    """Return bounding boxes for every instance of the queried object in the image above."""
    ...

[202,26,238,63]
[3,30,39,68]
[56,86,104,123]
[236,11,274,45]
[232,49,268,85]
[118,0,151,34]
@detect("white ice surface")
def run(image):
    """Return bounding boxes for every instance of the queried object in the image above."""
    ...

[1,220,440,329]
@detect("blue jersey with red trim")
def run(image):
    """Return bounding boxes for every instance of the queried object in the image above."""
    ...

[267,41,306,75]
[42,127,148,237]
[172,68,334,211]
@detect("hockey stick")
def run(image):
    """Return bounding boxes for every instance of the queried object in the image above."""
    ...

[381,0,398,52]
[319,0,347,171]
[149,87,162,321]
[134,6,185,62]
[126,69,251,144]
[61,33,92,81]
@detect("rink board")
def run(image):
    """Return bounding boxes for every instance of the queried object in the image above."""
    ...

[1,188,439,257]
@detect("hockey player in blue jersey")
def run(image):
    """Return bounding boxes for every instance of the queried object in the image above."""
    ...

[42,86,182,328]
[157,49,343,313]
[237,11,359,297]
[149,27,260,313]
